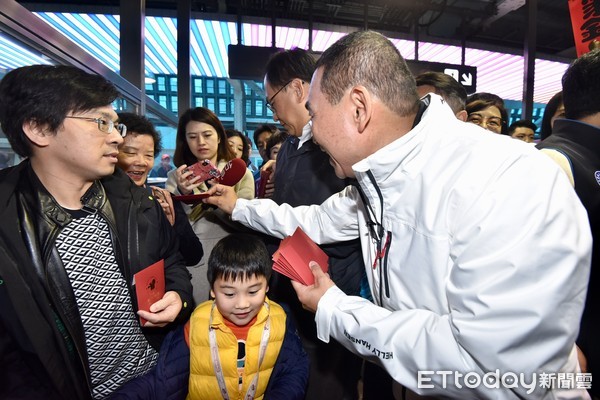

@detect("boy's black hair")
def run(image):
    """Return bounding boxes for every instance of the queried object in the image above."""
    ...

[207,234,272,286]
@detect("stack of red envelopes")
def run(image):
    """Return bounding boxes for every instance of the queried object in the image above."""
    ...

[272,227,328,285]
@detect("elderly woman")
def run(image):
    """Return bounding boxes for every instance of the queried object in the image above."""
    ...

[116,112,203,268]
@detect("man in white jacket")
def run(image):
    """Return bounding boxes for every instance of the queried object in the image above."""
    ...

[204,31,592,399]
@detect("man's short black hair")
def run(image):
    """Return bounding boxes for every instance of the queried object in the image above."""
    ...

[0,65,119,157]
[253,124,280,146]
[508,119,537,135]
[415,71,467,114]
[562,49,600,120]
[264,47,316,89]
[207,234,272,287]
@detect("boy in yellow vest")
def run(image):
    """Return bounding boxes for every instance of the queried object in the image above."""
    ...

[111,234,309,399]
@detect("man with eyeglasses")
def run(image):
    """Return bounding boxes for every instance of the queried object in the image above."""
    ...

[262,47,366,399]
[0,65,192,399]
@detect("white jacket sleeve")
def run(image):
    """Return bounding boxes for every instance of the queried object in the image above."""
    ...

[315,154,591,399]
[232,185,361,243]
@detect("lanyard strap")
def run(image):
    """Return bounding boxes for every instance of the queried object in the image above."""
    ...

[209,302,271,400]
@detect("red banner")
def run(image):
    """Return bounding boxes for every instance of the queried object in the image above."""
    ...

[568,0,600,56]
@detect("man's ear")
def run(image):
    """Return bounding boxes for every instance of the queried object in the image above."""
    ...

[22,119,52,148]
[456,110,468,122]
[350,86,371,133]
[210,289,216,299]
[292,79,307,102]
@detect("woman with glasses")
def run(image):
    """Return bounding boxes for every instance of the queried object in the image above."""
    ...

[465,92,508,135]
[165,107,255,303]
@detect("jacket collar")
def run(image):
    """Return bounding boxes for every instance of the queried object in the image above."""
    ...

[352,94,447,187]
[23,164,108,228]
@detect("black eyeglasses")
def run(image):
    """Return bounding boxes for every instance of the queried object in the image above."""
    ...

[265,80,294,113]
[65,116,127,137]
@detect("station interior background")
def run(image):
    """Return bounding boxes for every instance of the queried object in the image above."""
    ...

[0,0,579,169]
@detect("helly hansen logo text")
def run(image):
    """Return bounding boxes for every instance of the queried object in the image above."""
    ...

[343,330,393,360]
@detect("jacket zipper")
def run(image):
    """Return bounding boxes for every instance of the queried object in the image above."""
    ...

[382,231,392,298]
[364,170,391,304]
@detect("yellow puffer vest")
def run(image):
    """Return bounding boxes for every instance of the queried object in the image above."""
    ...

[187,298,286,400]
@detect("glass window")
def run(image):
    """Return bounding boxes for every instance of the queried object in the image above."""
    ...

[194,97,203,107]
[170,77,178,92]
[245,99,252,115]
[159,95,167,108]
[157,76,166,91]
[218,98,228,115]
[206,97,215,111]
[218,79,227,95]
[171,97,178,113]
[194,78,203,94]
[255,100,263,115]
[206,79,215,94]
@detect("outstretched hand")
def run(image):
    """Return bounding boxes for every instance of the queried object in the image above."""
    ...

[202,184,239,214]
[138,291,182,328]
[291,261,335,313]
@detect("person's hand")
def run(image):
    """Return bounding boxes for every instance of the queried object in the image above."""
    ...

[263,176,275,198]
[150,186,175,226]
[202,184,239,214]
[175,164,202,195]
[260,160,276,198]
[260,159,276,173]
[291,261,335,313]
[137,291,182,328]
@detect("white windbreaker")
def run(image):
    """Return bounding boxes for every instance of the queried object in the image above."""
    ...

[231,95,592,399]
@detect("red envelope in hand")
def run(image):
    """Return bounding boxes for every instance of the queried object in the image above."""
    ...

[134,259,165,326]
[272,227,328,285]
[257,169,272,198]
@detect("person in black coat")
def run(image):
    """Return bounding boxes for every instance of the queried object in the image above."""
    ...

[537,49,600,398]
[262,47,366,400]
[117,112,203,267]
[0,65,193,400]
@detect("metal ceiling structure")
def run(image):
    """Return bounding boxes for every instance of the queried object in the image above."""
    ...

[4,0,577,103]
[19,0,577,58]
